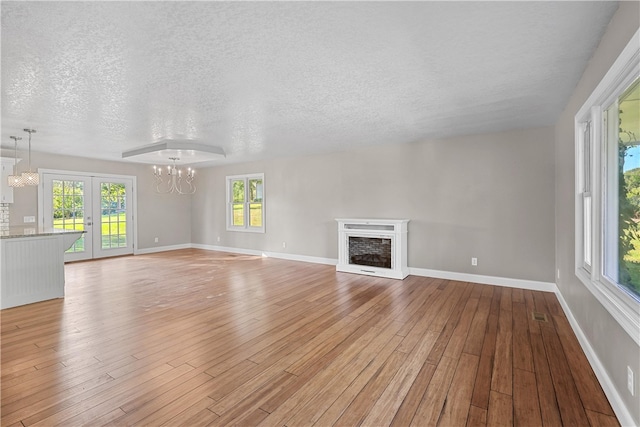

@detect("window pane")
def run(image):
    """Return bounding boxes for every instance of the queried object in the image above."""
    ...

[232,180,245,203]
[584,122,591,192]
[249,179,263,202]
[611,78,640,299]
[249,203,262,227]
[233,204,244,226]
[584,195,591,267]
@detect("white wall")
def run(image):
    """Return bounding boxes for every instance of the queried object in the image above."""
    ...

[192,126,556,283]
[554,2,640,424]
[1,150,192,250]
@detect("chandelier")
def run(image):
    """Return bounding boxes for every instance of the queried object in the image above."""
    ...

[153,157,196,194]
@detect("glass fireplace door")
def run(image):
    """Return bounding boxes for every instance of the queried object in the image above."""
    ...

[348,235,393,269]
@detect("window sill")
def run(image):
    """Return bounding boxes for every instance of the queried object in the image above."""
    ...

[226,227,265,234]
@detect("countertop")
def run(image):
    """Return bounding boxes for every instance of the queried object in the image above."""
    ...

[0,227,86,239]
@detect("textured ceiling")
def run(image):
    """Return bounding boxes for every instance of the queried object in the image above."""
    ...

[1,1,618,166]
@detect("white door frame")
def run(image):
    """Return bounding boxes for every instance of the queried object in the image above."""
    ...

[42,173,95,261]
[38,169,138,259]
[91,176,134,259]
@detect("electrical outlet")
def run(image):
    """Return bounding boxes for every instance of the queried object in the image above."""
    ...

[471,257,478,266]
[282,242,286,249]
[628,366,635,396]
[23,216,35,223]
[217,236,221,242]
[154,237,158,243]
[557,268,560,280]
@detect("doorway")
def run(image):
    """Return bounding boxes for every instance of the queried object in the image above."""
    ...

[40,171,136,262]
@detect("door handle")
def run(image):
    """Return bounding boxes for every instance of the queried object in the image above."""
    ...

[86,222,92,226]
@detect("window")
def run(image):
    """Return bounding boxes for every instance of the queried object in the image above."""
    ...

[226,173,264,232]
[575,29,640,345]
[603,82,640,298]
[581,121,592,270]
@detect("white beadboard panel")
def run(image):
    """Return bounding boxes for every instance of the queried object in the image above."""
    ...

[1,235,65,309]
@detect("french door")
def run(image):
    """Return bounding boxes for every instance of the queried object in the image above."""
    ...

[41,172,135,262]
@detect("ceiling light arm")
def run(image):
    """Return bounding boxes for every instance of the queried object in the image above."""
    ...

[21,128,39,185]
[23,129,35,171]
[7,136,23,188]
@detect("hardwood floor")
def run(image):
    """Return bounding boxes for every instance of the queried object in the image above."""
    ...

[1,249,618,426]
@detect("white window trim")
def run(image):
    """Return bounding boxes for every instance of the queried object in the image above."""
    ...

[226,173,265,233]
[580,121,593,272]
[574,29,640,346]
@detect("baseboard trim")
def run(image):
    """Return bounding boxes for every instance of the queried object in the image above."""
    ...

[191,244,337,266]
[134,244,192,255]
[157,245,556,291]
[190,244,258,256]
[408,267,557,292]
[262,250,337,266]
[554,290,636,427]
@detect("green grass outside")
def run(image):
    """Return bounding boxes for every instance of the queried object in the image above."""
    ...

[250,204,262,227]
[54,212,126,234]
[233,204,243,226]
[55,212,127,252]
[233,204,262,227]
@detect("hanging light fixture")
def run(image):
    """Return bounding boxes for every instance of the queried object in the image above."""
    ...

[7,136,23,188]
[21,128,39,186]
[153,157,195,194]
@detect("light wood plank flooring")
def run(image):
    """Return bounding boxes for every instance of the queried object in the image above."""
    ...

[1,249,618,426]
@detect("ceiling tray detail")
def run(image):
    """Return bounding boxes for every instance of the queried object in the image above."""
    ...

[122,140,225,164]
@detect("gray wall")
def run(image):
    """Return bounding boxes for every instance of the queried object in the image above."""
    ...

[1,149,192,250]
[554,1,640,424]
[191,126,556,283]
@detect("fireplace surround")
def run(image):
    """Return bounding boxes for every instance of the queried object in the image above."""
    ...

[336,218,409,279]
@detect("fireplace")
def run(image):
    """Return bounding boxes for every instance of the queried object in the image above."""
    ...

[336,219,409,279]
[349,236,392,268]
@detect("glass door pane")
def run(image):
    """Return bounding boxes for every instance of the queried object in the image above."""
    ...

[55,180,86,252]
[100,182,127,249]
[93,178,133,258]
[43,174,93,262]
[43,173,134,261]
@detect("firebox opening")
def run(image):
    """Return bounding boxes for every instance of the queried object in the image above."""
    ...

[348,236,392,269]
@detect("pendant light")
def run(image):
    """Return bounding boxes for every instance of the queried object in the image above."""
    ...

[7,136,23,187]
[21,128,39,186]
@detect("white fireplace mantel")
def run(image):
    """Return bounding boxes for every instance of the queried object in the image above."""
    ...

[336,218,409,280]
